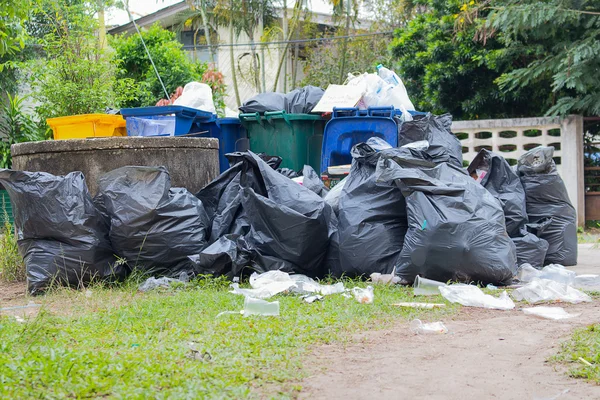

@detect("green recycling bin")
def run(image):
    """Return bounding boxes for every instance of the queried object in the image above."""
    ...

[239,111,325,172]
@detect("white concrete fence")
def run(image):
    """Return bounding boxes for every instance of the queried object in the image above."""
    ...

[451,115,585,226]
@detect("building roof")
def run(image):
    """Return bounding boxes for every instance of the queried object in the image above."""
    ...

[108,1,372,36]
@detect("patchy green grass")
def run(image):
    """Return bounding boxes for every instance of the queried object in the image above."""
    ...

[0,277,459,398]
[0,220,25,282]
[554,324,600,384]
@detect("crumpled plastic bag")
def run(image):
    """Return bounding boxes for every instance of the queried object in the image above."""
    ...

[239,86,324,114]
[323,177,346,213]
[173,82,216,113]
[517,263,576,285]
[522,306,580,320]
[95,166,210,277]
[228,270,345,299]
[138,273,190,292]
[468,149,528,237]
[511,278,591,304]
[302,165,329,198]
[376,151,517,285]
[0,169,125,295]
[517,146,577,266]
[439,284,515,310]
[397,113,463,168]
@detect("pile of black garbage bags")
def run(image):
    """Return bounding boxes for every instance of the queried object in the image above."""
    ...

[0,113,577,294]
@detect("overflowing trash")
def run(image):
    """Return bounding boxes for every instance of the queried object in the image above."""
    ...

[376,150,517,285]
[439,284,516,310]
[517,146,577,266]
[0,169,126,295]
[239,85,324,114]
[397,113,463,168]
[410,319,448,334]
[522,307,580,320]
[95,166,210,277]
[468,149,528,237]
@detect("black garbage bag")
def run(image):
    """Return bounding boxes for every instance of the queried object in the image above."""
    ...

[188,235,251,278]
[239,86,324,114]
[397,113,463,168]
[0,170,124,294]
[195,151,332,277]
[257,153,283,170]
[95,166,210,277]
[376,154,517,285]
[302,165,329,198]
[517,146,577,266]
[239,92,288,114]
[468,149,528,237]
[285,85,325,114]
[332,144,433,278]
[511,219,551,269]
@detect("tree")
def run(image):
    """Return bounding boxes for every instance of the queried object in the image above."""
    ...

[472,0,600,116]
[0,0,33,59]
[110,23,208,107]
[390,0,553,119]
[31,0,136,119]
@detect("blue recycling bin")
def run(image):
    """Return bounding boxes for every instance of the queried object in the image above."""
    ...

[320,107,401,173]
[194,116,248,172]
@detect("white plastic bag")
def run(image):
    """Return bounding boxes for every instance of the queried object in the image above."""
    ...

[540,264,576,285]
[573,274,600,289]
[173,82,216,113]
[376,65,415,111]
[522,306,580,320]
[511,278,592,304]
[410,319,448,334]
[439,284,515,310]
[517,279,592,304]
[352,286,374,304]
[517,263,541,283]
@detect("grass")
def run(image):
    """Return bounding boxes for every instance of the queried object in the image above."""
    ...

[554,324,600,384]
[0,277,459,398]
[0,219,25,282]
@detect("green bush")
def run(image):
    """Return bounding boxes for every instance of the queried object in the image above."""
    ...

[110,24,209,108]
[0,220,25,283]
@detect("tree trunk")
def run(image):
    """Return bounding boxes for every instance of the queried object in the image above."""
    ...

[198,2,215,64]
[249,34,261,91]
[338,0,351,84]
[230,18,241,106]
[282,0,288,92]
[271,0,302,92]
[97,0,107,49]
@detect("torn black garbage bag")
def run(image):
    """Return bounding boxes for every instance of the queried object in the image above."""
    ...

[376,155,517,285]
[511,219,551,269]
[195,151,332,277]
[0,169,124,294]
[332,144,434,278]
[397,113,463,168]
[95,166,210,277]
[517,146,577,266]
[468,149,528,237]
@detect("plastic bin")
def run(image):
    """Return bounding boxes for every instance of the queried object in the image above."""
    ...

[120,106,213,136]
[194,116,248,172]
[239,111,325,172]
[320,107,400,173]
[47,114,126,140]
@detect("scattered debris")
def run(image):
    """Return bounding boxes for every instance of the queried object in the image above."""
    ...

[410,319,448,334]
[139,273,190,292]
[511,279,591,304]
[413,275,446,296]
[1,303,41,312]
[352,286,374,304]
[302,295,323,304]
[243,297,280,317]
[439,284,515,310]
[522,307,580,320]
[393,302,446,309]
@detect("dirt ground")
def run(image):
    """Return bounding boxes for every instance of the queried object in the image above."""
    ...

[300,245,600,400]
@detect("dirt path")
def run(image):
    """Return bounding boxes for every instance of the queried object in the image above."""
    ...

[300,303,600,400]
[300,247,600,400]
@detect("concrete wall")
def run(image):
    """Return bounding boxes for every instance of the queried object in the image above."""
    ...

[452,115,585,226]
[11,137,220,196]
